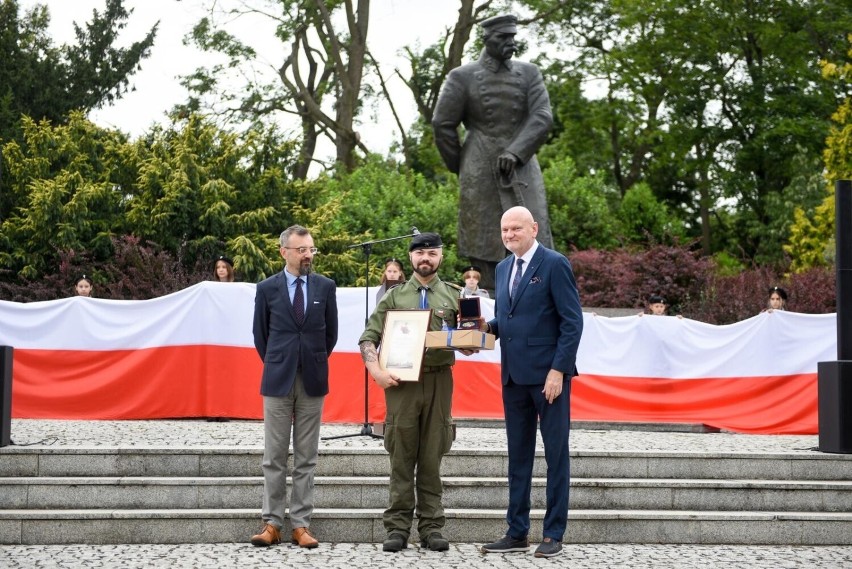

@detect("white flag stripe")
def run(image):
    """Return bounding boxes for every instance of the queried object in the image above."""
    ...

[0,281,835,379]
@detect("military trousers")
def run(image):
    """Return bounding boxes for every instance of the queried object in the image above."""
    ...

[382,366,454,538]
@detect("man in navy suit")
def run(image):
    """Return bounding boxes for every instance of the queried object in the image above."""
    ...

[250,225,338,549]
[480,206,583,558]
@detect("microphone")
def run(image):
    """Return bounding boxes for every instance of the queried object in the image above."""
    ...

[411,227,420,235]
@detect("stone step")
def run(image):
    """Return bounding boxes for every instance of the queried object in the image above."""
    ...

[4,476,851,513]
[1,508,851,545]
[3,448,850,480]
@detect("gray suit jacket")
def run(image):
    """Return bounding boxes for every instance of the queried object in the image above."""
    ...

[253,271,338,397]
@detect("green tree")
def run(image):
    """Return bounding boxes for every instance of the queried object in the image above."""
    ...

[0,112,136,279]
[785,34,852,272]
[126,115,308,282]
[183,0,371,177]
[617,182,685,246]
[319,154,460,285]
[0,112,320,287]
[0,0,156,142]
[0,0,157,219]
[543,156,620,251]
[522,0,850,263]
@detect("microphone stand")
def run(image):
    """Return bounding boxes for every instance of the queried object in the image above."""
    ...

[323,228,420,441]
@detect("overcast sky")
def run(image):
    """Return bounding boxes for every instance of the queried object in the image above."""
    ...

[19,0,489,158]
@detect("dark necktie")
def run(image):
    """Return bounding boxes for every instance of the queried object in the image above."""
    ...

[294,278,305,325]
[510,258,524,300]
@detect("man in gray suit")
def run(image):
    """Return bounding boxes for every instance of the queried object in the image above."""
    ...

[250,225,339,548]
[432,14,554,291]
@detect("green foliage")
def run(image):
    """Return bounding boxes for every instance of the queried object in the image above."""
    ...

[125,115,305,282]
[784,34,852,273]
[0,112,319,294]
[319,155,461,286]
[0,112,134,279]
[616,183,685,246]
[0,0,156,222]
[182,0,370,174]
[785,197,836,273]
[712,251,746,278]
[0,0,156,143]
[543,156,620,251]
[738,150,829,267]
[521,0,850,263]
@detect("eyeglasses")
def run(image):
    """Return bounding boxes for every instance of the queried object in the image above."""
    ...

[284,246,319,255]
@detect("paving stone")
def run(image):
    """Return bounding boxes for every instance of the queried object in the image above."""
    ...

[2,419,851,567]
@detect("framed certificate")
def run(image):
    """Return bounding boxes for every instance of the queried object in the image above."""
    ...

[379,309,431,382]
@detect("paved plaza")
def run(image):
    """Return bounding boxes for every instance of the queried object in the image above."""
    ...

[2,419,851,568]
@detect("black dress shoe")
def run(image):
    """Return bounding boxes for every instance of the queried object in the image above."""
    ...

[420,532,449,551]
[382,532,408,552]
[534,538,563,558]
[480,534,529,553]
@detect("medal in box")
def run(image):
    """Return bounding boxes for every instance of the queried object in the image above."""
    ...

[457,297,481,330]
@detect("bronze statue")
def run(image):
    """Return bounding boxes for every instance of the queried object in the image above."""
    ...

[432,14,554,291]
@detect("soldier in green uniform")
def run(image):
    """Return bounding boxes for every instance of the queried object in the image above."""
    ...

[359,232,472,553]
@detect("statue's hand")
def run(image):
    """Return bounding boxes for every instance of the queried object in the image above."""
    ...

[497,152,519,177]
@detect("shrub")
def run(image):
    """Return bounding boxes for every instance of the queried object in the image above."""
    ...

[0,235,207,302]
[570,243,713,314]
[680,266,835,323]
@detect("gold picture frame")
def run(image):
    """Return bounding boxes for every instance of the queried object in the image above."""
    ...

[379,309,431,382]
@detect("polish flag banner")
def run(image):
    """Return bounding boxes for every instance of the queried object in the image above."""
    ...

[0,281,834,434]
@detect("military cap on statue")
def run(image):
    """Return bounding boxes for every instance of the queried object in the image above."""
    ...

[480,14,518,34]
[409,232,443,251]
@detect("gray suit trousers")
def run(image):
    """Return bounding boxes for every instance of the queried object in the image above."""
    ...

[261,373,324,529]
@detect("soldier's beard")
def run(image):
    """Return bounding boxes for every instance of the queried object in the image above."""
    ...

[413,262,439,278]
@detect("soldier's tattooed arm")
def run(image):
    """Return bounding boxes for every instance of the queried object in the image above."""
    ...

[359,340,378,363]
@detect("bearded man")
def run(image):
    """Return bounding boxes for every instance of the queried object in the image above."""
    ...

[358,232,473,553]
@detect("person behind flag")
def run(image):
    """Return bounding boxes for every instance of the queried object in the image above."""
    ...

[375,257,406,303]
[212,255,236,282]
[763,286,788,312]
[461,265,490,298]
[74,275,94,297]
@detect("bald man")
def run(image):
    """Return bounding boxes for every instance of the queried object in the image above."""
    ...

[480,206,583,558]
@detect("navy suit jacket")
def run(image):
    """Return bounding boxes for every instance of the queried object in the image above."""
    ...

[489,244,583,385]
[253,270,338,397]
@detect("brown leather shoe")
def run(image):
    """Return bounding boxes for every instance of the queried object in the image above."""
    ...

[291,526,319,548]
[250,523,281,547]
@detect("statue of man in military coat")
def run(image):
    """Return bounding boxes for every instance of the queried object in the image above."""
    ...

[432,14,554,291]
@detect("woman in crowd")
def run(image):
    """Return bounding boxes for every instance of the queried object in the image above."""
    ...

[764,286,787,312]
[75,275,94,297]
[213,255,236,282]
[461,265,490,298]
[375,258,406,303]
